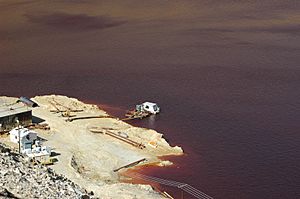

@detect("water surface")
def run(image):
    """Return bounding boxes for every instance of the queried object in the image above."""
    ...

[1,1,300,198]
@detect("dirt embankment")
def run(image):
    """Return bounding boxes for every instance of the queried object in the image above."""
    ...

[0,95,183,199]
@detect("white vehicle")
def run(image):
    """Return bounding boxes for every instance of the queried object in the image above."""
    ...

[136,102,160,114]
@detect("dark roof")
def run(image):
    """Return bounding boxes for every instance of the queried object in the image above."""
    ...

[0,103,31,118]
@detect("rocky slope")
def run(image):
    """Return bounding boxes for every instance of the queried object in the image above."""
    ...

[0,143,93,199]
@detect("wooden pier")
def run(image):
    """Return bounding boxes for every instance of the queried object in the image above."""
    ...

[121,110,151,121]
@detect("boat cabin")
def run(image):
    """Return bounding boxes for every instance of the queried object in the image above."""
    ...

[136,102,160,114]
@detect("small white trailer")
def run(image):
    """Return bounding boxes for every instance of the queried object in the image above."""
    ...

[136,102,160,114]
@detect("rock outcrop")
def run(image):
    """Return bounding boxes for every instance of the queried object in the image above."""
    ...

[0,144,93,199]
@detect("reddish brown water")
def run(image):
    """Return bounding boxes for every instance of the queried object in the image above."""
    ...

[1,65,300,199]
[100,98,300,199]
[1,1,300,198]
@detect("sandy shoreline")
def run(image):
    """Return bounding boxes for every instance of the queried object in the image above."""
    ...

[0,95,183,198]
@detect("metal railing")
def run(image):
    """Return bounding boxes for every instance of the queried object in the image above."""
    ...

[125,172,214,199]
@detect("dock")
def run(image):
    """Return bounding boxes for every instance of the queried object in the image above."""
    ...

[122,110,151,121]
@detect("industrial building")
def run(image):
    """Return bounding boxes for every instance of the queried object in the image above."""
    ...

[0,101,32,132]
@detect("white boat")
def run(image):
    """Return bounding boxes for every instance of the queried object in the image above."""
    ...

[136,102,160,114]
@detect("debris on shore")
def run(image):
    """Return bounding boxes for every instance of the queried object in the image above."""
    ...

[0,95,183,199]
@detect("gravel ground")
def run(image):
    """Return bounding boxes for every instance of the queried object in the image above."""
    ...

[0,143,95,199]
